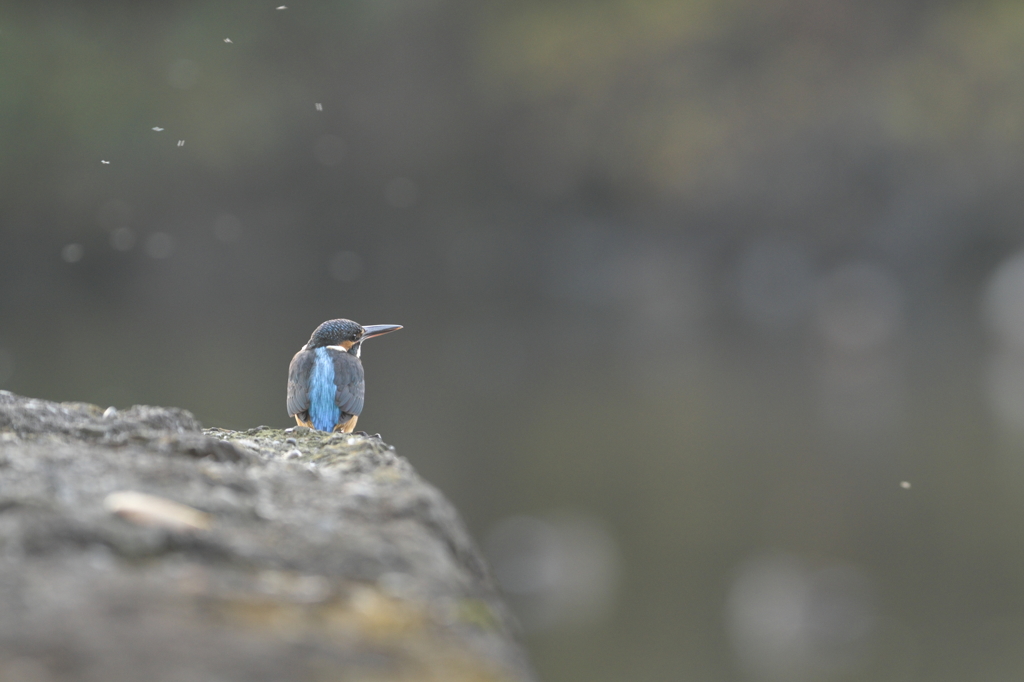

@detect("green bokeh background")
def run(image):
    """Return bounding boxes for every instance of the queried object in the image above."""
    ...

[5,1,1024,679]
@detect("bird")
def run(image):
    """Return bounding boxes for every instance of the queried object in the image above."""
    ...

[287,318,402,433]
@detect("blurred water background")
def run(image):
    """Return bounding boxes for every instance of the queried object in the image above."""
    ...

[4,1,1024,680]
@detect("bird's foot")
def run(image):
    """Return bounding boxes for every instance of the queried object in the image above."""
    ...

[353,431,382,439]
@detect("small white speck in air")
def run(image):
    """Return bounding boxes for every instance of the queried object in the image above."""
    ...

[315,103,323,111]
[101,160,110,164]
[900,481,911,489]
[61,243,84,263]
[277,5,287,9]
[224,38,232,43]
[177,140,185,147]
[152,127,164,132]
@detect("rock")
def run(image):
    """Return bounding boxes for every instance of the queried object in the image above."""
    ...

[0,391,533,682]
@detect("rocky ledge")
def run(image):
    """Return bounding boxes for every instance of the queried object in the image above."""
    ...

[0,390,533,682]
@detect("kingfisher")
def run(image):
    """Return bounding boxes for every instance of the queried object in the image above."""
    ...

[287,319,402,433]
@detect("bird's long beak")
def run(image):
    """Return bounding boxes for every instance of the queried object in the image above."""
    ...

[361,324,403,340]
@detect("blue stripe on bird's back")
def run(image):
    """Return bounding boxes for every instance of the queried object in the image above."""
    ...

[309,347,340,431]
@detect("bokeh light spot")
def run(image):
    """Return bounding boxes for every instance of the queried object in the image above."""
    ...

[484,512,619,632]
[983,251,1024,350]
[61,244,84,263]
[726,554,878,682]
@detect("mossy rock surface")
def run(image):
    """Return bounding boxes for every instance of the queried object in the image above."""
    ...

[0,390,533,682]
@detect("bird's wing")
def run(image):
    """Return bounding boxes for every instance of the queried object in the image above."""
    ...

[286,349,314,417]
[330,349,365,416]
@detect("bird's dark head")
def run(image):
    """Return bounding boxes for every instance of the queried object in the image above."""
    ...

[304,319,402,356]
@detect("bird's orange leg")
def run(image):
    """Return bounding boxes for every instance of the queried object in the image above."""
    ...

[334,415,358,433]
